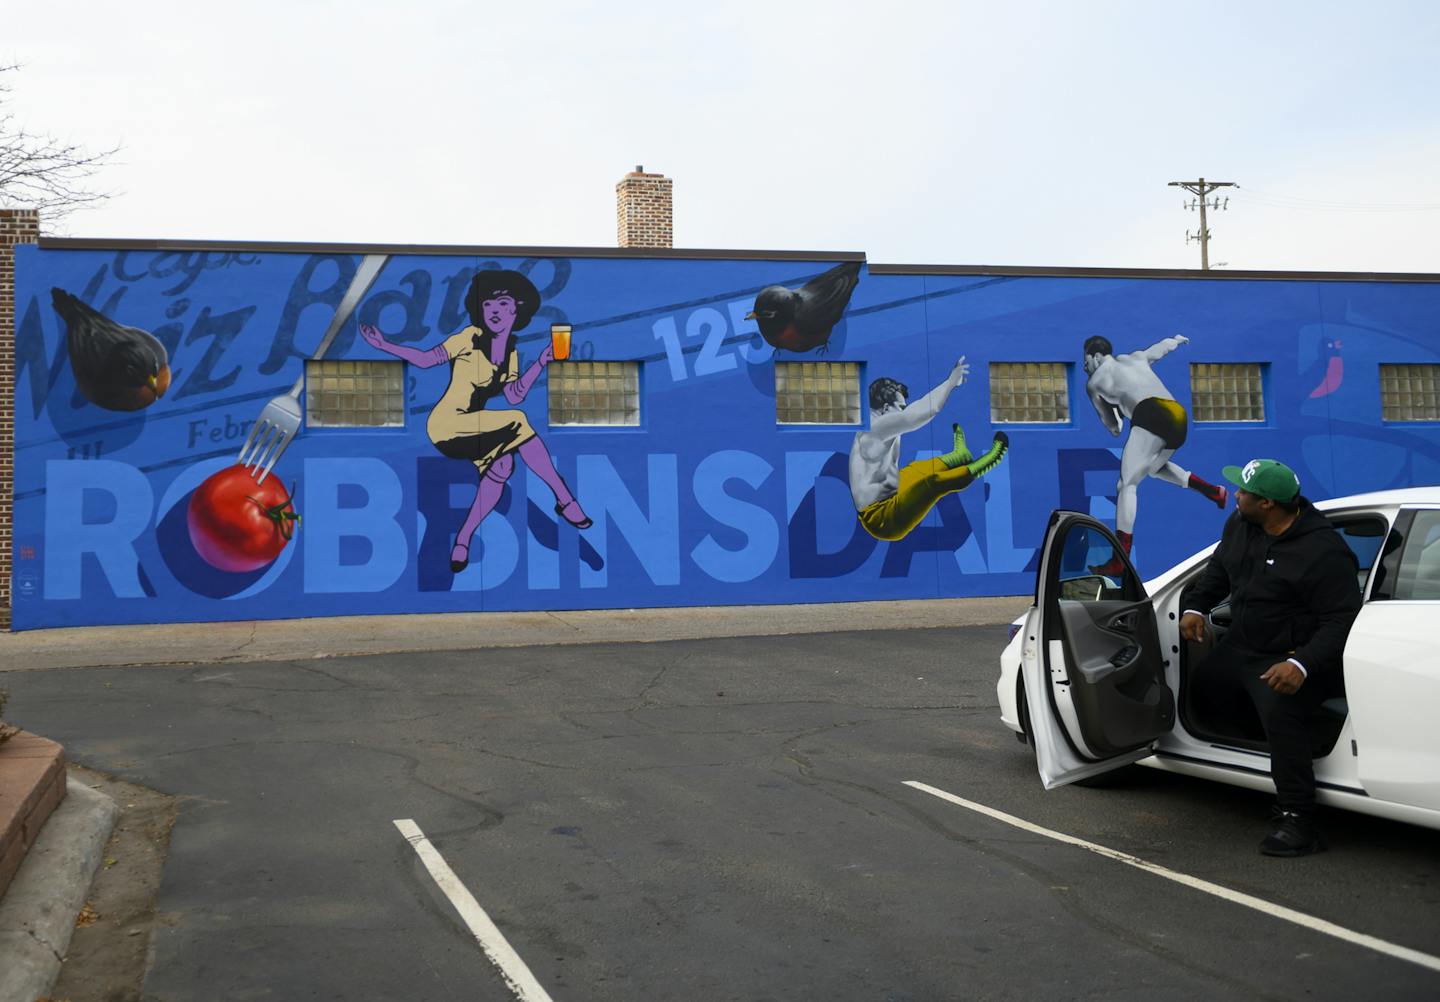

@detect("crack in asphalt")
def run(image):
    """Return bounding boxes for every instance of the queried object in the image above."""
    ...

[459,742,782,774]
[290,662,399,692]
[555,711,599,732]
[635,664,671,706]
[629,654,693,710]
[130,736,506,838]
[172,662,395,694]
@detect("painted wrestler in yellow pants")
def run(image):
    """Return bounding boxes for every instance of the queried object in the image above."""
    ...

[848,362,1010,543]
[858,427,1009,542]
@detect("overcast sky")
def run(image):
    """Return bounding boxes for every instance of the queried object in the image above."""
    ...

[6,0,1440,272]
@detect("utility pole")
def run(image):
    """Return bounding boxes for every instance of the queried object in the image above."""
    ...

[1168,177,1236,270]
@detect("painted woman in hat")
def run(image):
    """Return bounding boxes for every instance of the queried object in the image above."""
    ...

[361,269,590,573]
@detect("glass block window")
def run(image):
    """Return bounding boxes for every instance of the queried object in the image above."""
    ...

[1190,363,1266,422]
[549,361,641,426]
[989,362,1070,423]
[775,362,862,425]
[1380,364,1440,422]
[305,360,404,427]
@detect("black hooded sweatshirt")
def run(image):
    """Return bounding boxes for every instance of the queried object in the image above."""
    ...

[1179,498,1362,682]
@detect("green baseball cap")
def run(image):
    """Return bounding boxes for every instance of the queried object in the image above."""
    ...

[1222,458,1301,502]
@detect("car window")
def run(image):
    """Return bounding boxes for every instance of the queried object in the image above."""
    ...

[1331,515,1388,595]
[1391,510,1440,601]
[1054,524,1137,602]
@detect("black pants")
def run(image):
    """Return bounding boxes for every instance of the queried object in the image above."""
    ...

[1193,643,1334,813]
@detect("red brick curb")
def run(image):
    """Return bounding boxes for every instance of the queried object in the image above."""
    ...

[0,730,67,899]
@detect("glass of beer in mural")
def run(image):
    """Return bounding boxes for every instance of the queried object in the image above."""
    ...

[550,324,572,361]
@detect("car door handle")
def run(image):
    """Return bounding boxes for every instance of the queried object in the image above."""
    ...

[1108,611,1138,632]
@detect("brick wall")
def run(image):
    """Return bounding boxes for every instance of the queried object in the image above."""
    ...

[0,209,40,630]
[616,167,673,248]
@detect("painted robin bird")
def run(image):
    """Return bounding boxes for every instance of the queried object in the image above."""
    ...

[51,288,171,411]
[1305,337,1344,399]
[746,261,861,354]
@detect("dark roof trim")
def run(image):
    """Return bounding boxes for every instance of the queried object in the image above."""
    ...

[31,239,1440,282]
[34,237,866,263]
[868,262,1440,283]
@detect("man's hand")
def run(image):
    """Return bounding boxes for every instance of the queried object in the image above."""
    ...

[1179,612,1207,643]
[951,355,970,386]
[1260,661,1306,695]
[359,323,387,349]
[538,343,555,366]
[1174,334,1190,345]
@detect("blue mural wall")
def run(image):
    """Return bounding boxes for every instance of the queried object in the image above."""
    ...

[9,245,1440,630]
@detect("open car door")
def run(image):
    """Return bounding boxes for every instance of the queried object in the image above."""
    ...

[1022,511,1175,788]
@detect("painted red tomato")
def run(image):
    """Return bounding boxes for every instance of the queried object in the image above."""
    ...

[187,465,300,573]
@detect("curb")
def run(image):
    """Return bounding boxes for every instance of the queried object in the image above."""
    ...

[0,597,1032,672]
[0,778,120,1002]
[0,732,67,899]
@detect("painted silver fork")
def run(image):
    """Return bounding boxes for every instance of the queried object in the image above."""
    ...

[238,254,388,484]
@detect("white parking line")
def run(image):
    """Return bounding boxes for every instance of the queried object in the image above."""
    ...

[904,780,1440,975]
[393,819,556,1002]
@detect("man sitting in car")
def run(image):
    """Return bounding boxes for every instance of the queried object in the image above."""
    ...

[1178,458,1363,857]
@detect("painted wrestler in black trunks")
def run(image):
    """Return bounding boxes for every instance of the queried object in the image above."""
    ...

[1083,334,1227,573]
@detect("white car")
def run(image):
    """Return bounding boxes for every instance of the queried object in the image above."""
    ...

[997,487,1440,831]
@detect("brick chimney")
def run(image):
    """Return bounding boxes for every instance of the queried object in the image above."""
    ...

[616,166,673,248]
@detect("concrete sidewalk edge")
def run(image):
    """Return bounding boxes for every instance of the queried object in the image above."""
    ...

[0,778,120,1002]
[0,597,1032,671]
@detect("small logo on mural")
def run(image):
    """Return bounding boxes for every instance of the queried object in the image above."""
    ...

[16,570,39,600]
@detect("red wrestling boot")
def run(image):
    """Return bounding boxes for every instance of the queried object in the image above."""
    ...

[1188,473,1228,509]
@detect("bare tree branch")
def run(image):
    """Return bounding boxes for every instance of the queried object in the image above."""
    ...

[0,63,120,227]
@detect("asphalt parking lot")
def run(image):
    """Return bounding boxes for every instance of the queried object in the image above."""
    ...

[6,624,1440,1001]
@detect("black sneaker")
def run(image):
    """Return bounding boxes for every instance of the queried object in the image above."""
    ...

[1259,810,1326,857]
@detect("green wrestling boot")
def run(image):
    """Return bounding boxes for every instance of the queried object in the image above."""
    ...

[940,423,975,468]
[966,431,1009,477]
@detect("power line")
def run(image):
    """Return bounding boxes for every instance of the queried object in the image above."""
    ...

[1230,186,1440,213]
[1168,177,1235,270]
